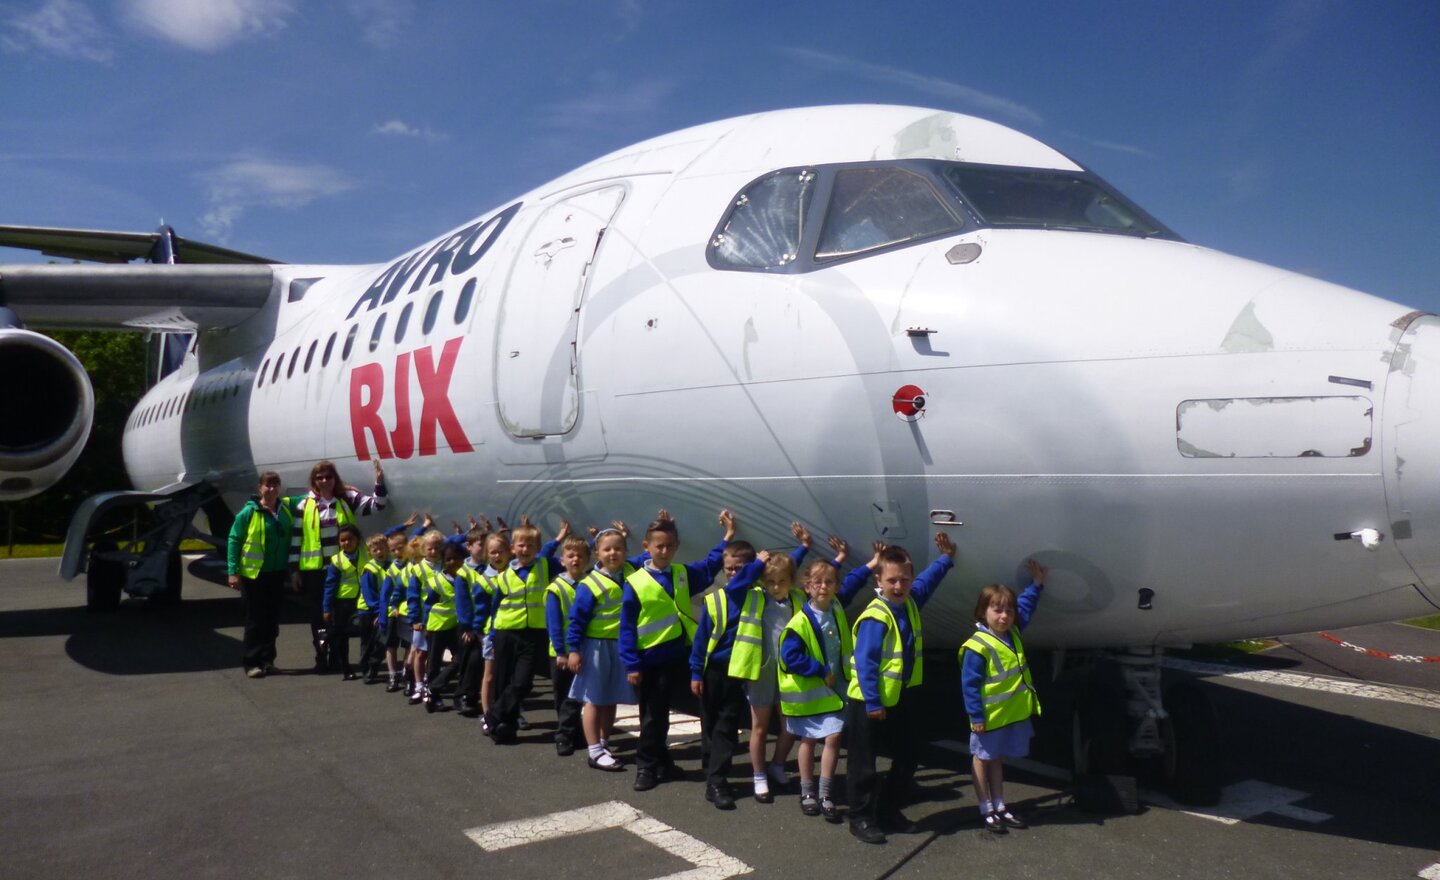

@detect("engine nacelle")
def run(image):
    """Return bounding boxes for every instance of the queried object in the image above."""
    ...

[0,326,95,501]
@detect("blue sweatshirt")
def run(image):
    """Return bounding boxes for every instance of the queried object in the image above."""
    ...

[852,554,954,712]
[545,574,580,656]
[321,550,381,614]
[779,601,837,679]
[619,540,728,672]
[687,557,767,680]
[566,567,626,650]
[961,581,1043,724]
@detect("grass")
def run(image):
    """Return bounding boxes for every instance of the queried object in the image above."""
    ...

[1401,614,1440,631]
[0,539,214,559]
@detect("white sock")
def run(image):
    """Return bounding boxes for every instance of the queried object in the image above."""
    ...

[980,799,994,815]
[753,773,769,795]
[588,744,604,759]
[994,798,1007,814]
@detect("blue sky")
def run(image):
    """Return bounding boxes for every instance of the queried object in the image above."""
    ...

[3,1,1437,311]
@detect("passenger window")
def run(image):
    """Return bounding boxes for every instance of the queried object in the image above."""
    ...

[271,354,284,385]
[322,332,337,367]
[342,324,358,360]
[287,346,300,378]
[395,303,413,343]
[710,169,815,270]
[369,313,388,352]
[455,279,475,324]
[816,167,961,259]
[423,291,443,334]
[304,340,318,373]
[258,359,269,387]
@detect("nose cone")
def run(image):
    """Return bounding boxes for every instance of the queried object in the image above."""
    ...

[1383,313,1440,605]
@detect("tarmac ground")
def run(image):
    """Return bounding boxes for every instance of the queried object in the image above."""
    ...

[1,556,1438,880]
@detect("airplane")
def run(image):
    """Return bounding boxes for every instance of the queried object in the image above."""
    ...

[2,104,1437,806]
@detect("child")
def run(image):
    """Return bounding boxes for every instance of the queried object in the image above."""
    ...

[453,524,492,717]
[688,535,764,809]
[777,537,852,821]
[475,531,512,728]
[355,533,390,683]
[378,526,418,693]
[483,517,568,743]
[545,536,589,756]
[845,531,958,845]
[620,509,736,791]
[566,527,639,773]
[962,559,1046,834]
[730,522,815,803]
[409,531,471,712]
[320,524,368,679]
[403,534,428,703]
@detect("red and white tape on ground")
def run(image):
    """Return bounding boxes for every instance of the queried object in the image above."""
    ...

[1318,632,1440,663]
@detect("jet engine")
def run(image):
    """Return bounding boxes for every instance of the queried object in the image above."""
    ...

[0,321,95,501]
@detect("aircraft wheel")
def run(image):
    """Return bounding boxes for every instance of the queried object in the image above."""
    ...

[150,551,183,606]
[1071,683,1137,813]
[1157,681,1222,806]
[85,541,123,612]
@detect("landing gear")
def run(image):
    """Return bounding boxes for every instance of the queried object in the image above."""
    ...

[1055,646,1223,809]
[65,484,226,608]
[85,539,124,612]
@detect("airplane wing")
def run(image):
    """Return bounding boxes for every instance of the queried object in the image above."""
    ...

[0,263,276,331]
[0,224,278,264]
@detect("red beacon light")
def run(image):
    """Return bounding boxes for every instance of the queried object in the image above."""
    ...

[892,384,926,421]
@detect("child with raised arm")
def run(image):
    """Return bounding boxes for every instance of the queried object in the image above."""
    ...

[566,526,639,773]
[354,533,390,684]
[402,534,428,701]
[620,509,736,792]
[474,531,511,728]
[725,522,814,803]
[688,537,764,809]
[545,536,589,756]
[962,559,1046,834]
[453,522,492,717]
[777,537,851,821]
[484,517,568,743]
[845,531,958,845]
[409,530,469,712]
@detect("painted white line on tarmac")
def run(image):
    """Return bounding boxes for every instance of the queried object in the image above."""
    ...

[465,800,752,880]
[1144,780,1331,826]
[613,705,703,742]
[1417,862,1440,880]
[1164,657,1440,710]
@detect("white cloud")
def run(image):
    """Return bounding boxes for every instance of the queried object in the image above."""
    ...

[781,46,1043,127]
[345,0,414,48]
[198,158,353,240]
[1,0,112,61]
[371,119,447,142]
[121,0,294,51]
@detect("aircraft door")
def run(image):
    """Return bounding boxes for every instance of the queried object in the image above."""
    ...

[494,186,625,438]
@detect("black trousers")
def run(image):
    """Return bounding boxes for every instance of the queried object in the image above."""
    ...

[698,660,748,787]
[456,634,486,702]
[425,627,461,693]
[299,568,328,667]
[636,655,688,773]
[239,571,285,671]
[356,611,383,676]
[329,598,357,672]
[487,628,546,728]
[551,662,582,747]
[845,698,921,824]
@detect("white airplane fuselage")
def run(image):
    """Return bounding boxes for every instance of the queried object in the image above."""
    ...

[116,106,1440,650]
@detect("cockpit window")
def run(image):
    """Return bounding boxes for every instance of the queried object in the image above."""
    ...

[709,169,816,270]
[942,164,1165,237]
[816,167,962,260]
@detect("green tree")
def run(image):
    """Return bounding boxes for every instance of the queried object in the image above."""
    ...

[7,330,147,542]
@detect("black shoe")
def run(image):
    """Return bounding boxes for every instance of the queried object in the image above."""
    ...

[516,714,530,730]
[424,695,439,714]
[363,672,380,685]
[881,809,919,834]
[849,819,886,845]
[490,722,515,743]
[983,811,1008,835]
[753,788,774,804]
[385,680,402,693]
[633,770,658,792]
[457,698,480,718]
[342,672,359,681]
[706,784,736,810]
[821,798,842,823]
[588,754,626,773]
[800,794,821,816]
[555,738,576,757]
[998,809,1028,829]
[656,763,683,783]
